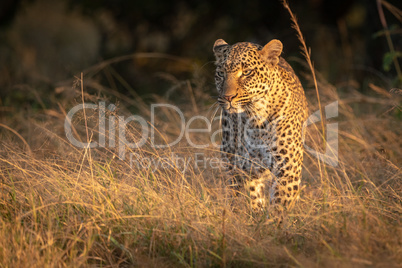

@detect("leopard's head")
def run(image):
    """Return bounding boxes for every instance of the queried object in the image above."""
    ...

[213,39,283,113]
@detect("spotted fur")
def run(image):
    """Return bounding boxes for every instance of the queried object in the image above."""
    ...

[213,39,308,213]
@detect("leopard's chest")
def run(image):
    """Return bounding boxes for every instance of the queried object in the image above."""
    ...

[222,111,276,173]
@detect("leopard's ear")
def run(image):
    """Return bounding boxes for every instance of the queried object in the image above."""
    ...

[259,39,283,67]
[213,39,229,62]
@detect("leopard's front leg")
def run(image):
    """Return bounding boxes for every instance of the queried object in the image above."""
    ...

[246,170,273,213]
[269,175,301,208]
[269,153,303,209]
[268,121,305,211]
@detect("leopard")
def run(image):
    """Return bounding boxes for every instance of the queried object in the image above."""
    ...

[213,38,308,214]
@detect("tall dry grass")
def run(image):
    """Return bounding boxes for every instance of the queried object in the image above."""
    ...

[0,3,401,268]
[1,63,401,267]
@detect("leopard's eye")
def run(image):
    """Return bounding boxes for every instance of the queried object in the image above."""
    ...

[216,71,225,77]
[242,69,253,76]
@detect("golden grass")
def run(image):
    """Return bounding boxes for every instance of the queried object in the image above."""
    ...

[0,65,401,267]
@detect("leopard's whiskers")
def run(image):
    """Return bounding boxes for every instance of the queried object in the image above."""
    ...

[210,103,221,123]
[219,109,223,130]
[206,101,219,117]
[244,102,256,116]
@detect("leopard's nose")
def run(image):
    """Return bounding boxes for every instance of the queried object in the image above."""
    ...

[223,93,237,102]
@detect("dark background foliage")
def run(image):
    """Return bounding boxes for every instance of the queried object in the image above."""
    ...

[0,0,400,109]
